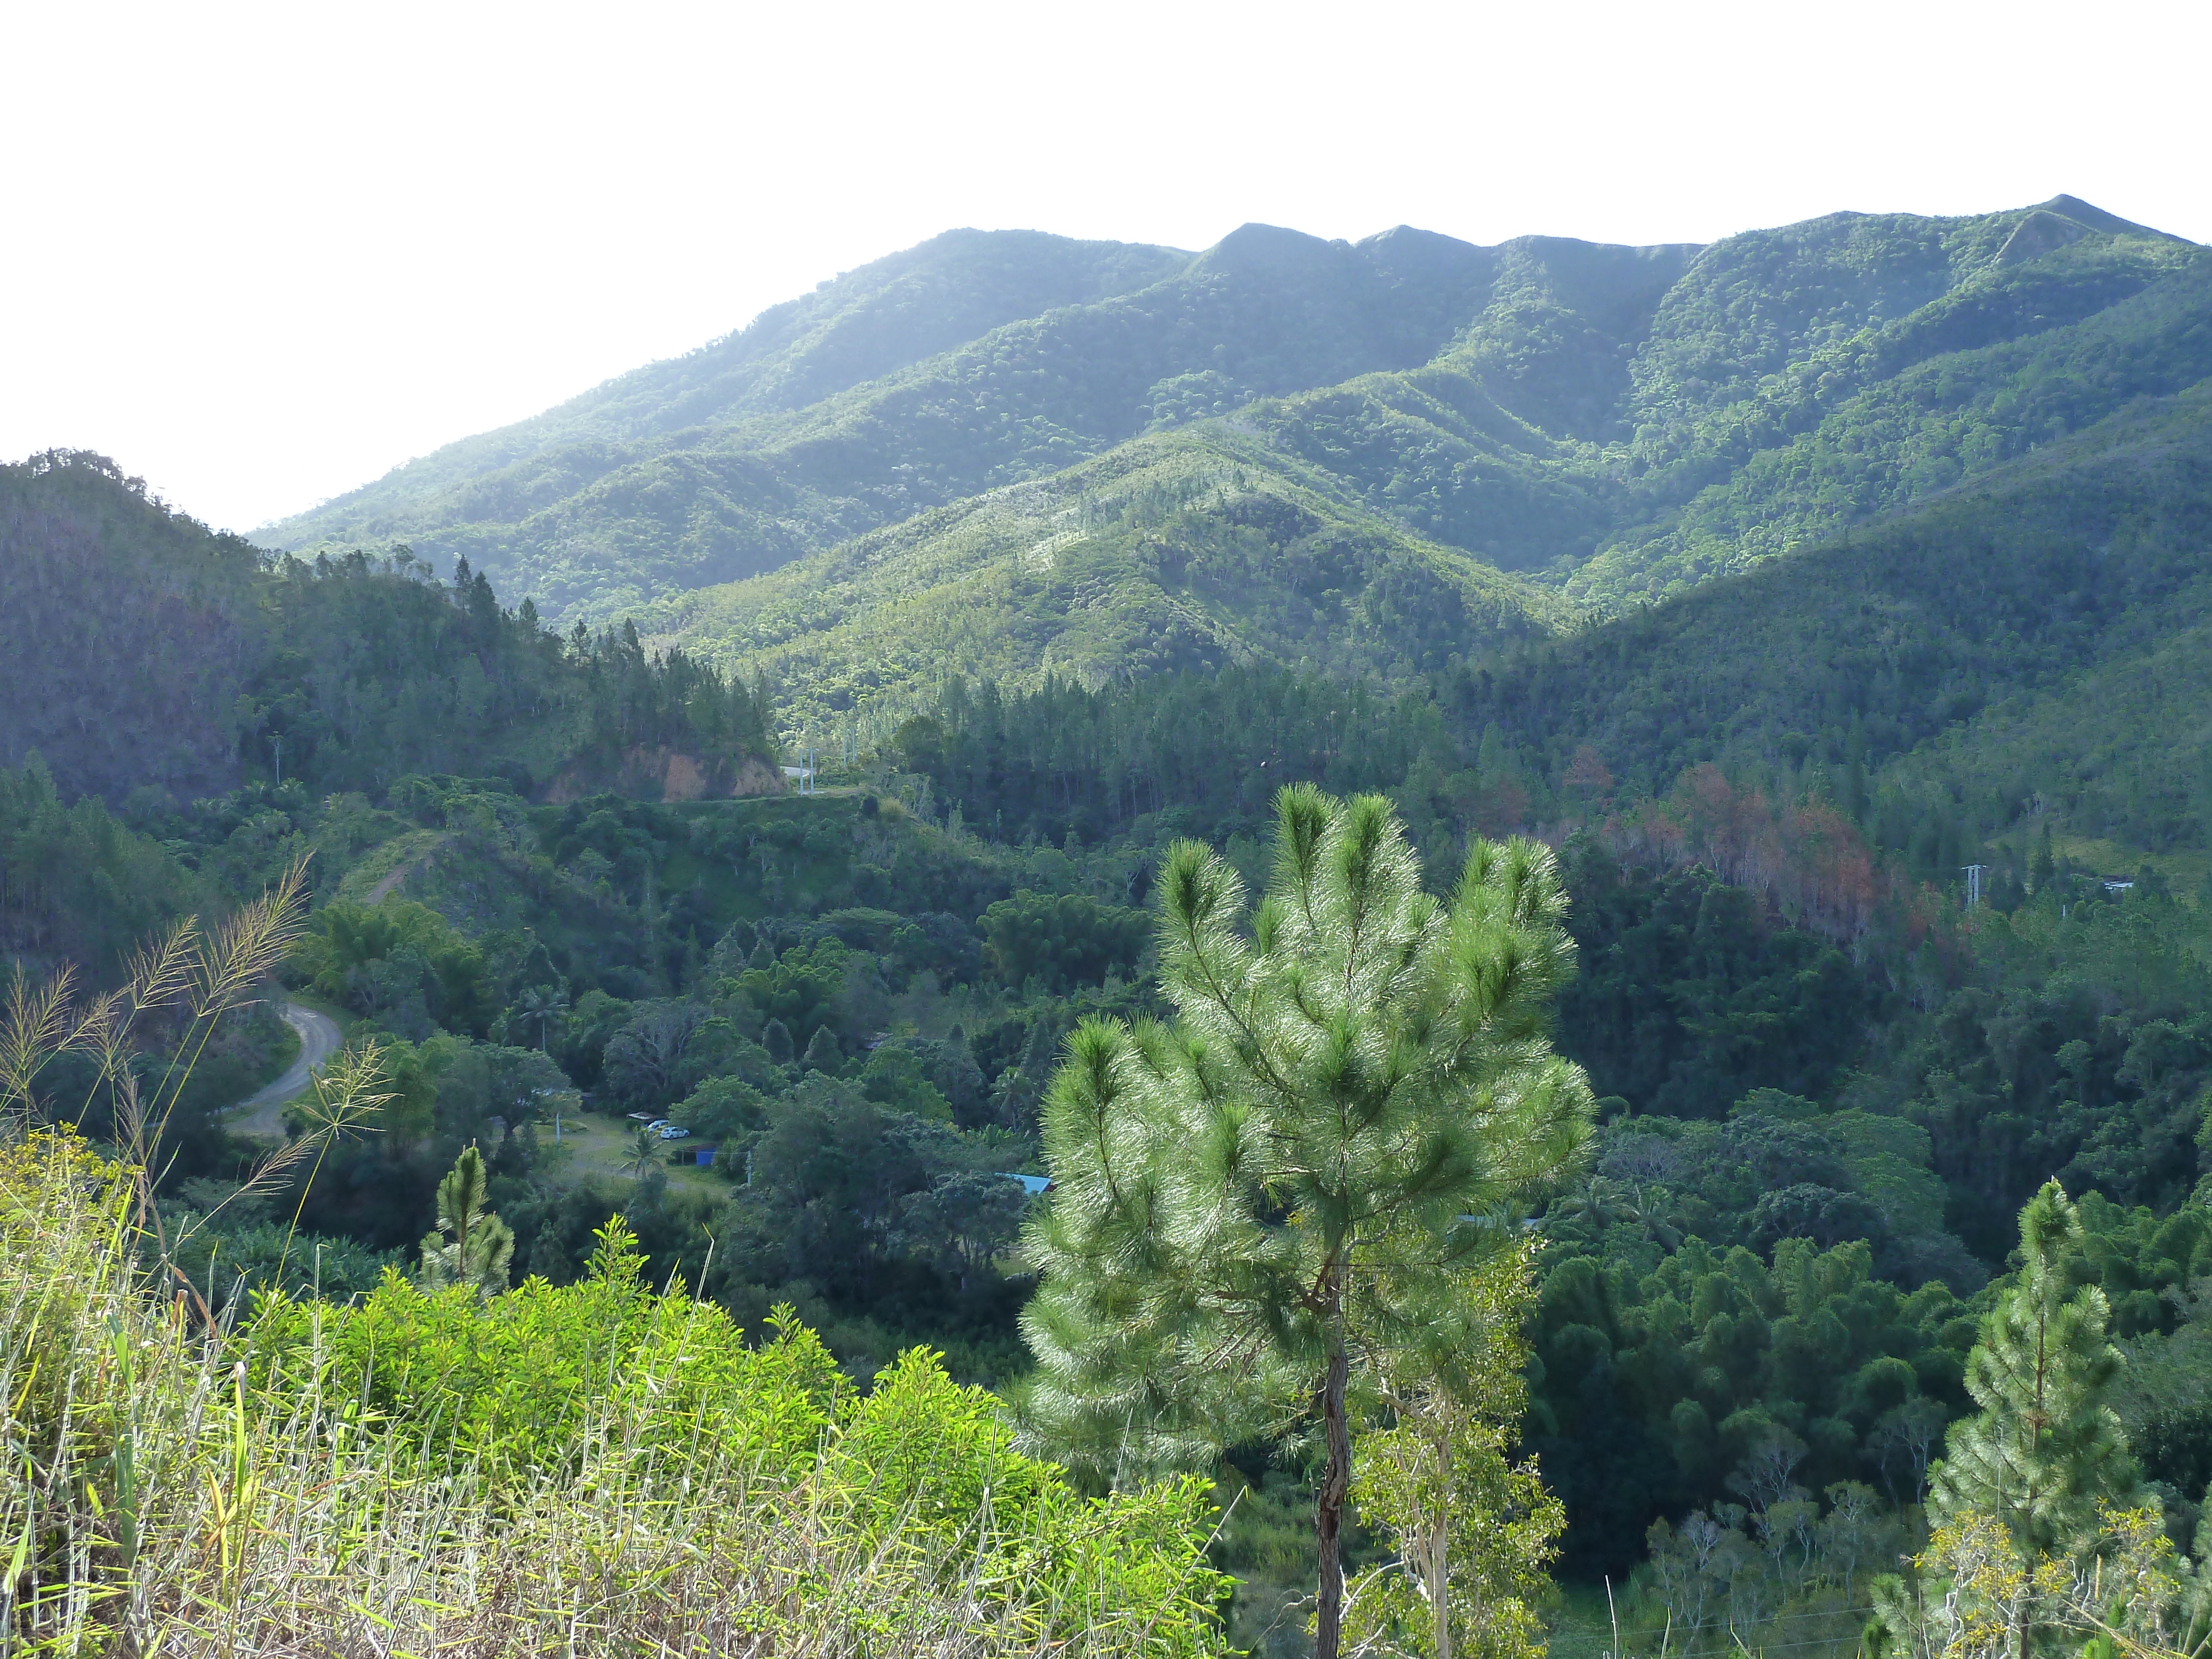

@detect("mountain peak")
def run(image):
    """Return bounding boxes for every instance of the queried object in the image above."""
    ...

[2033,194,2183,242]
[1196,222,1352,277]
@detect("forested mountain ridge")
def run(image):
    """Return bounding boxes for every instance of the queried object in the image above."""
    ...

[1433,380,2212,845]
[262,196,2195,656]
[259,221,1705,619]
[267,229,1192,533]
[640,254,2212,749]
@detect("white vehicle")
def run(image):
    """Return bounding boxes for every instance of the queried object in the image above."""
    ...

[645,1119,672,1133]
[657,1125,691,1141]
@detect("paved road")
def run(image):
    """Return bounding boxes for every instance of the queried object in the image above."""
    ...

[231,1003,343,1139]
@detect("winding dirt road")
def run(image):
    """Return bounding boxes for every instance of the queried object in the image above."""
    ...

[230,1003,343,1139]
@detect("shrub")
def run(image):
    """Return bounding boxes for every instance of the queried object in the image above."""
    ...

[3,1132,1232,1654]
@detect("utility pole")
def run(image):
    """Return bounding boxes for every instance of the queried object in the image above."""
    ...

[270,734,282,786]
[1961,864,1987,908]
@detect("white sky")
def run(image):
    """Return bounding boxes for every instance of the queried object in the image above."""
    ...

[3,0,2204,534]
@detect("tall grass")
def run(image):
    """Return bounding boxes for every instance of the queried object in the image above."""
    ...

[1,883,1231,1656]
[2,1133,1229,1654]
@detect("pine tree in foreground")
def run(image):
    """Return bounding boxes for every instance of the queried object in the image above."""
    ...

[1018,786,1594,1659]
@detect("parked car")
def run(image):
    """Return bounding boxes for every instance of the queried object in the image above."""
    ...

[657,1125,691,1140]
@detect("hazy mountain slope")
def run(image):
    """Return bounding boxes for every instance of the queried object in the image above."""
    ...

[644,425,1573,733]
[1442,234,1702,441]
[0,452,264,802]
[267,229,1192,542]
[0,453,776,808]
[260,224,1695,623]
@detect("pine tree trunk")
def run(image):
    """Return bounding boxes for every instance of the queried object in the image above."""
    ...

[1432,1425,1454,1659]
[1316,1311,1352,1659]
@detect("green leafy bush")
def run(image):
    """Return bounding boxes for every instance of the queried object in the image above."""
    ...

[8,1134,1233,1653]
[979,889,1149,989]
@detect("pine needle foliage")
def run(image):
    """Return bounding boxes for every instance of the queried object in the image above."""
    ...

[1932,1180,2140,1559]
[1018,785,1595,1659]
[1892,1180,2146,1659]
[417,1144,515,1296]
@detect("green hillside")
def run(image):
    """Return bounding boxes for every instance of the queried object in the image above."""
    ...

[1237,199,2202,602]
[642,425,1573,734]
[1436,380,2212,830]
[264,230,1191,535]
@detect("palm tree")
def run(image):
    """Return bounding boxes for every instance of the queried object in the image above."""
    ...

[518,984,568,1051]
[1551,1177,1682,1249]
[621,1126,662,1183]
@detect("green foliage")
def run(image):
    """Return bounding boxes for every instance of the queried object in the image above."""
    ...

[1021,790,1594,1655]
[801,1020,844,1072]
[653,426,1564,735]
[1886,890,2212,1256]
[161,1210,404,1311]
[1,452,775,808]
[1931,1182,2140,1557]
[1527,1229,1975,1578]
[0,451,264,805]
[1346,1248,1567,1659]
[979,889,1150,990]
[416,1145,515,1297]
[252,1216,839,1473]
[1348,1422,1564,1659]
[11,1134,1234,1651]
[0,758,214,978]
[1554,848,1875,1117]
[672,1073,771,1143]
[296,897,494,1035]
[1874,1184,2192,1659]
[731,936,856,1050]
[859,1044,954,1120]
